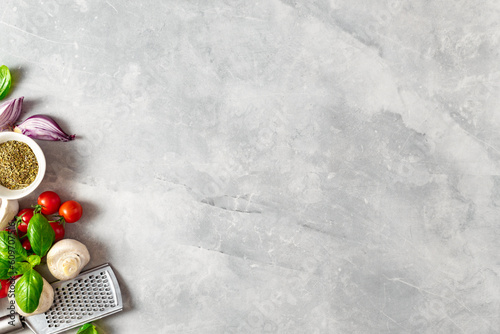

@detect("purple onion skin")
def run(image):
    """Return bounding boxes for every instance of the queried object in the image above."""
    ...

[0,96,23,130]
[14,114,75,142]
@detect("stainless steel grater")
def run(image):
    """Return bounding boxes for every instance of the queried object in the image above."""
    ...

[0,263,123,334]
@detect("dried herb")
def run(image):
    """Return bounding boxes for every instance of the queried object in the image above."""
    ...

[0,140,38,190]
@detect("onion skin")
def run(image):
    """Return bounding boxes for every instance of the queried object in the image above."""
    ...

[14,114,75,141]
[0,96,23,130]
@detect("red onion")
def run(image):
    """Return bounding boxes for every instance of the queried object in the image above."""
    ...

[14,114,75,141]
[0,97,23,130]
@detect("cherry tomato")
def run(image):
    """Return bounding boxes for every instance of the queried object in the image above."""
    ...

[0,280,10,298]
[59,201,82,223]
[50,222,65,242]
[17,208,34,233]
[22,238,31,251]
[38,191,61,215]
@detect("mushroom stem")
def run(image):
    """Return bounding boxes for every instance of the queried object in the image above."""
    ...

[0,198,18,230]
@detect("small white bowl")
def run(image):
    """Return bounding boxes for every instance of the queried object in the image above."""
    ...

[0,132,46,199]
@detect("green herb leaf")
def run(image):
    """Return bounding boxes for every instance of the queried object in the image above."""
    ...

[9,261,31,277]
[27,214,55,257]
[27,255,41,267]
[0,258,11,279]
[0,231,28,262]
[15,269,43,314]
[77,323,99,334]
[0,65,11,100]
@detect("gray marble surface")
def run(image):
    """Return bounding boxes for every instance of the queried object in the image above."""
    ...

[0,0,499,333]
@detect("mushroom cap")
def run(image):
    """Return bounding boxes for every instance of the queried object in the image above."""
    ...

[47,239,90,280]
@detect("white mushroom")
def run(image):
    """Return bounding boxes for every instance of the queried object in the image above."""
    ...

[47,239,90,280]
[9,277,54,317]
[0,199,18,230]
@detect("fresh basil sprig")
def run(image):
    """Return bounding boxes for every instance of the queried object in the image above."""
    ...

[15,268,43,314]
[27,213,55,257]
[0,217,55,314]
[0,65,11,100]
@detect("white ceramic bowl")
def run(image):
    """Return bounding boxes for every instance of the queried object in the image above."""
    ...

[0,132,46,199]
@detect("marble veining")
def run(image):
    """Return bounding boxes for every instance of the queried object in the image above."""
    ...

[0,0,499,333]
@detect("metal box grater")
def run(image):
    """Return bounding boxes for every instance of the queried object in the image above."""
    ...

[22,263,123,334]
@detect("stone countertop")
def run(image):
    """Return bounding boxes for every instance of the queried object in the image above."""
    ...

[0,1,499,333]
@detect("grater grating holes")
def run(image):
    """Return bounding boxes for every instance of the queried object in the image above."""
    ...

[44,271,117,325]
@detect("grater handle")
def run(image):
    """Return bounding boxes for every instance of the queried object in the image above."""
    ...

[0,313,23,334]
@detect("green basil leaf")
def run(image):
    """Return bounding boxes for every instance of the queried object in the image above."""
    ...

[15,269,43,314]
[77,323,99,334]
[0,231,11,260]
[27,214,55,257]
[0,258,11,280]
[8,261,31,277]
[0,231,27,262]
[14,235,28,262]
[0,65,12,100]
[27,255,41,267]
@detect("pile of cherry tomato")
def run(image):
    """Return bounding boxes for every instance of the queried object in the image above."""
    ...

[0,191,83,298]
